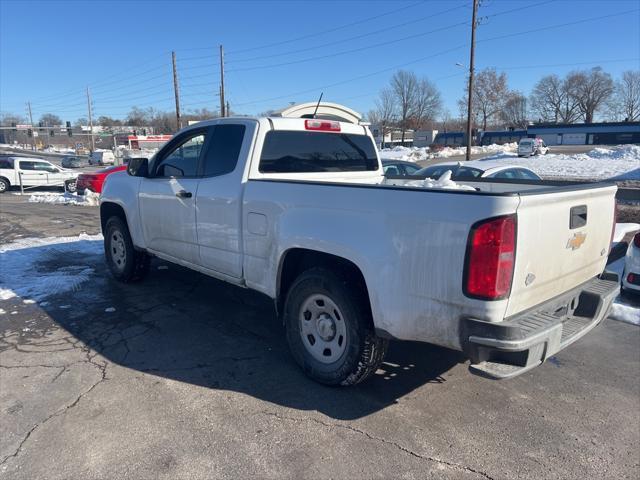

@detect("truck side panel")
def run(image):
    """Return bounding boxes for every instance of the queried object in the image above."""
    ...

[242,180,521,350]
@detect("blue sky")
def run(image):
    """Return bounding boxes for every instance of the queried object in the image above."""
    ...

[1,0,639,123]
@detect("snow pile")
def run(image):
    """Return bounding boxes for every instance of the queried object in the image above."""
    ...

[478,144,640,181]
[606,256,639,326]
[379,143,517,162]
[0,234,103,302]
[613,223,640,243]
[383,170,476,191]
[28,190,100,207]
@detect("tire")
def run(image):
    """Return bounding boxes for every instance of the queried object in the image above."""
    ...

[65,180,77,193]
[0,177,9,193]
[104,216,150,283]
[284,267,388,386]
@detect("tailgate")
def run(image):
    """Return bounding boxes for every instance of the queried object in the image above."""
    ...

[506,184,617,317]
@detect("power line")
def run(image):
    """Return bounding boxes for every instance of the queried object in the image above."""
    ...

[28,53,169,103]
[232,43,468,108]
[226,0,427,55]
[226,2,469,65]
[477,8,640,44]
[228,21,469,73]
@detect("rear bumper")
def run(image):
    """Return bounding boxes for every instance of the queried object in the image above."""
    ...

[461,272,619,379]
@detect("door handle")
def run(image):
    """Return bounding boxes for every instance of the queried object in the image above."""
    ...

[176,190,192,198]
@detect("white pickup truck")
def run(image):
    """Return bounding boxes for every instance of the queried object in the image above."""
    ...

[100,108,619,386]
[0,155,78,193]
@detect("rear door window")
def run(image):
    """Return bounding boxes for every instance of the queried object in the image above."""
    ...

[18,161,36,170]
[201,124,246,177]
[0,157,14,169]
[259,131,378,173]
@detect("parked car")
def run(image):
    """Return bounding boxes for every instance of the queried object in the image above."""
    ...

[100,113,618,386]
[0,155,78,193]
[621,233,640,296]
[77,165,127,194]
[89,150,116,166]
[517,138,549,157]
[61,155,89,168]
[382,159,422,176]
[415,161,542,181]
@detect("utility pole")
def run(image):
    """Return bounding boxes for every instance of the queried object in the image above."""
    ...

[219,44,226,117]
[86,87,95,152]
[27,101,35,151]
[172,51,182,130]
[465,0,478,161]
[226,101,230,117]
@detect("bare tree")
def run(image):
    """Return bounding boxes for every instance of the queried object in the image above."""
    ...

[97,116,123,128]
[566,67,614,123]
[459,68,509,131]
[411,78,442,129]
[39,113,62,127]
[529,74,583,123]
[614,70,640,121]
[391,70,418,142]
[183,108,218,123]
[502,92,528,129]
[372,88,397,146]
[0,113,26,126]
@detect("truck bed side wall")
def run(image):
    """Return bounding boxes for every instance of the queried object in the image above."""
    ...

[242,180,520,350]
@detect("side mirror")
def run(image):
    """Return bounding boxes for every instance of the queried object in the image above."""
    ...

[127,157,149,177]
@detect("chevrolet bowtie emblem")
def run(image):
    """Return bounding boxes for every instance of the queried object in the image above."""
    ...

[566,232,587,250]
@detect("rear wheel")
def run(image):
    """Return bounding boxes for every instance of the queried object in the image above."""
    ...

[284,268,388,386]
[0,177,9,193]
[65,180,77,193]
[104,216,149,282]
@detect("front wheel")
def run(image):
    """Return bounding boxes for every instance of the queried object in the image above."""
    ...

[284,268,388,386]
[104,216,150,282]
[0,177,9,193]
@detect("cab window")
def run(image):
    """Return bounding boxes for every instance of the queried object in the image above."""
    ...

[154,131,206,177]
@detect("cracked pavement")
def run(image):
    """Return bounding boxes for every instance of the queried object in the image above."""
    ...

[1,195,639,479]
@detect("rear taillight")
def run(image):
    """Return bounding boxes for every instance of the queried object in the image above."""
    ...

[634,233,640,249]
[304,119,341,132]
[464,215,516,300]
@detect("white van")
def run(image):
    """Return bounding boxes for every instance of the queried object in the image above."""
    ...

[517,138,549,157]
[89,150,116,165]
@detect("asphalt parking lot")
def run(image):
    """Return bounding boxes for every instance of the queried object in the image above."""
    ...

[1,196,639,479]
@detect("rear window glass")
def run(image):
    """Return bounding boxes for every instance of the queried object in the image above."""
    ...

[259,131,378,173]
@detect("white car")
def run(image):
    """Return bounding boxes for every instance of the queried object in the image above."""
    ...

[0,155,78,193]
[415,160,542,181]
[518,138,549,157]
[100,107,619,385]
[89,150,116,166]
[621,233,640,296]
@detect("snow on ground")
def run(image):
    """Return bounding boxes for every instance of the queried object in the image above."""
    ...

[379,143,517,162]
[28,190,100,206]
[477,144,640,181]
[0,234,103,302]
[379,144,639,181]
[613,223,640,243]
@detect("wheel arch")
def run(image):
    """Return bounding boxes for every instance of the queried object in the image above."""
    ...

[100,202,128,234]
[276,248,374,326]
[0,176,10,187]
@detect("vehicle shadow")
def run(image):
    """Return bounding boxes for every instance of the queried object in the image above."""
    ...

[1,242,466,420]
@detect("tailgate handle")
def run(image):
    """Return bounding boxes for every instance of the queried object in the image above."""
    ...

[570,205,587,229]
